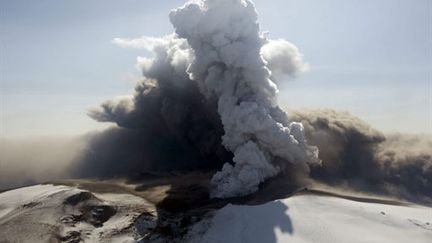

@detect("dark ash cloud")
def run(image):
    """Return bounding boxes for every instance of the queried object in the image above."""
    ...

[291,109,432,202]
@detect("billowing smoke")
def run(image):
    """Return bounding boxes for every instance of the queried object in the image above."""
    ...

[291,109,432,202]
[89,0,318,198]
[82,36,230,181]
[261,39,309,82]
[170,0,319,198]
[1,0,430,203]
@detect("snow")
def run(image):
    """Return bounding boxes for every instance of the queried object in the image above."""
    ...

[1,184,431,242]
[0,184,77,221]
[0,184,155,243]
[188,194,432,243]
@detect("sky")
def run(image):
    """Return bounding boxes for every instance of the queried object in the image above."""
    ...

[1,0,431,138]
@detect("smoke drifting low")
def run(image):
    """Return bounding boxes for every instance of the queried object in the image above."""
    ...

[0,137,85,190]
[1,0,430,202]
[291,109,432,201]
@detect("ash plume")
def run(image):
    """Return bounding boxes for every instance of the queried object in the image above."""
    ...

[82,35,231,179]
[1,0,430,204]
[89,0,318,198]
[291,109,432,201]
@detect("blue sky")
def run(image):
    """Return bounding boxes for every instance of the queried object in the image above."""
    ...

[1,0,431,137]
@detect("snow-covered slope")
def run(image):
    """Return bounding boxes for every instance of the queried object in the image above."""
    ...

[188,194,432,243]
[0,184,156,242]
[1,183,431,243]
